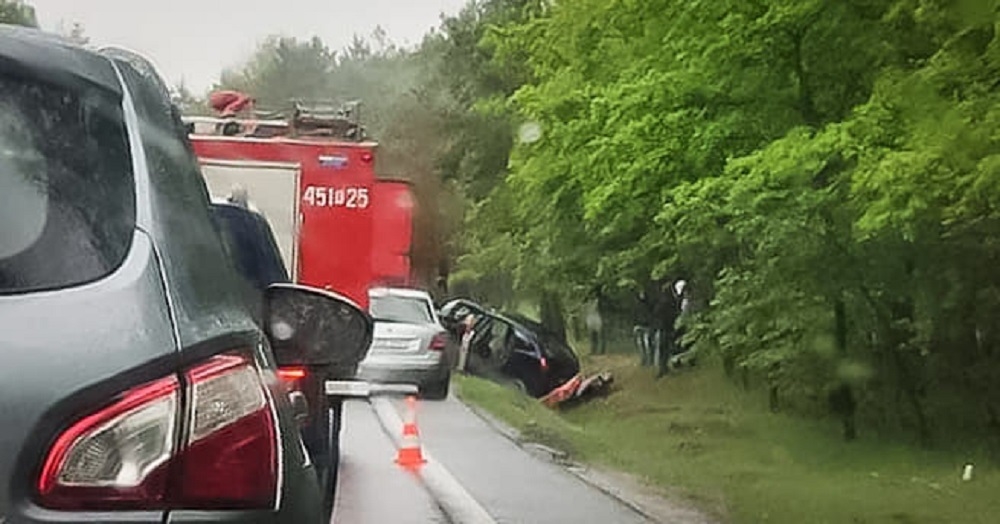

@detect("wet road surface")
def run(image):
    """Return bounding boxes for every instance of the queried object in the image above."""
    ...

[332,399,448,523]
[388,395,650,524]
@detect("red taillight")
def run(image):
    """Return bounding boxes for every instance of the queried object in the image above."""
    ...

[36,354,278,511]
[360,151,374,164]
[430,333,447,351]
[277,366,307,382]
[540,357,549,372]
[173,355,277,509]
[37,377,179,510]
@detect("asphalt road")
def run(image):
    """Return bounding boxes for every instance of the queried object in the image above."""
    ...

[332,393,652,523]
[331,400,448,523]
[386,395,651,524]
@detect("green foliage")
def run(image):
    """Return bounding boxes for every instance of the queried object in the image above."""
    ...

[0,0,37,27]
[171,82,207,115]
[449,0,1000,447]
[216,36,337,111]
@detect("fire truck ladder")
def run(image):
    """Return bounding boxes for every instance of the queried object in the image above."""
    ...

[184,99,367,142]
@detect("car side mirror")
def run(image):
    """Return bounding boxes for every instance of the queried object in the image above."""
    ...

[263,284,373,377]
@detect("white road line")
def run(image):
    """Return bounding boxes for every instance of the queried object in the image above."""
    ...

[370,397,498,524]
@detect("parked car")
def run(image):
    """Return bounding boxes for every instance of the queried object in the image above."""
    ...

[209,198,357,517]
[357,287,453,399]
[210,198,291,295]
[441,299,591,395]
[0,27,370,523]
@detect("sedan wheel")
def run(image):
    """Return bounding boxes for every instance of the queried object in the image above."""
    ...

[422,374,451,400]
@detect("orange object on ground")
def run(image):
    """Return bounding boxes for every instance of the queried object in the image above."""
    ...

[396,396,426,467]
[540,374,583,408]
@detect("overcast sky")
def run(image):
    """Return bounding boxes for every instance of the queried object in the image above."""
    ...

[32,0,467,93]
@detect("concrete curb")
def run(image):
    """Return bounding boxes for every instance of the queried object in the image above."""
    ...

[458,397,709,524]
[370,397,497,524]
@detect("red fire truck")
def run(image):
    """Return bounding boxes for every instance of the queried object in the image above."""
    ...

[183,101,414,309]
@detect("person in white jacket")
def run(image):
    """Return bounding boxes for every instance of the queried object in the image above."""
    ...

[457,314,476,373]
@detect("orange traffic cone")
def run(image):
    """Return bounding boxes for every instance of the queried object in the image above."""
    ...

[395,396,426,468]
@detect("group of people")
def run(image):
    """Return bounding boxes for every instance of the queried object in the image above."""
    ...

[585,278,693,377]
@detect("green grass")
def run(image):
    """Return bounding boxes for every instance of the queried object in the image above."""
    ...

[454,355,1000,524]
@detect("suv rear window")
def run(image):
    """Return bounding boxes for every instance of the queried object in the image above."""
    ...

[0,73,134,294]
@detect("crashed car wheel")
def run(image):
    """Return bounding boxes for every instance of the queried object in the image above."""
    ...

[503,378,529,395]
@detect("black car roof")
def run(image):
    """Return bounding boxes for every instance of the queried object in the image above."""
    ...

[0,24,122,95]
[502,312,545,332]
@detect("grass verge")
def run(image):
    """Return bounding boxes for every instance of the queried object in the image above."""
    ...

[454,355,1000,524]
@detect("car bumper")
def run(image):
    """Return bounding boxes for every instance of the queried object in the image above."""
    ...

[356,360,449,387]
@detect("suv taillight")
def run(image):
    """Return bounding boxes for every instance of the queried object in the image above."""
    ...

[430,334,447,351]
[36,354,278,511]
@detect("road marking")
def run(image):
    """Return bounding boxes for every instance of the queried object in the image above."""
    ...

[370,397,497,524]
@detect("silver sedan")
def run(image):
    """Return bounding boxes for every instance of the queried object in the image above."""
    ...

[356,287,453,399]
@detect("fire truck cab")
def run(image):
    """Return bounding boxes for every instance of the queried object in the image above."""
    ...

[183,101,413,309]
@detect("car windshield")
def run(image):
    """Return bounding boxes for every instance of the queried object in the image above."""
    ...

[369,295,434,324]
[0,73,134,294]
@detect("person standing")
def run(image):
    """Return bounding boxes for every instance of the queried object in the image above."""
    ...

[457,314,476,373]
[585,299,604,355]
[651,279,681,378]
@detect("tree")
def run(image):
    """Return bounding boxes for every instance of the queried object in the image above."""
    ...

[216,36,337,110]
[450,0,1000,446]
[0,0,37,27]
[172,82,207,115]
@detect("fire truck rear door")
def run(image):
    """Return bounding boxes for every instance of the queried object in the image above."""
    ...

[197,159,301,280]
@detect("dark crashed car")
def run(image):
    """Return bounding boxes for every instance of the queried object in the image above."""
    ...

[440,299,581,398]
[0,27,361,523]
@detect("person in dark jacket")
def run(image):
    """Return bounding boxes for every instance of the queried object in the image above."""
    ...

[649,279,681,378]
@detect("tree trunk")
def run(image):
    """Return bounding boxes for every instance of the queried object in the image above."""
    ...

[828,383,857,441]
[835,299,847,355]
[539,291,568,342]
[892,348,931,445]
[723,353,736,378]
[832,298,857,440]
